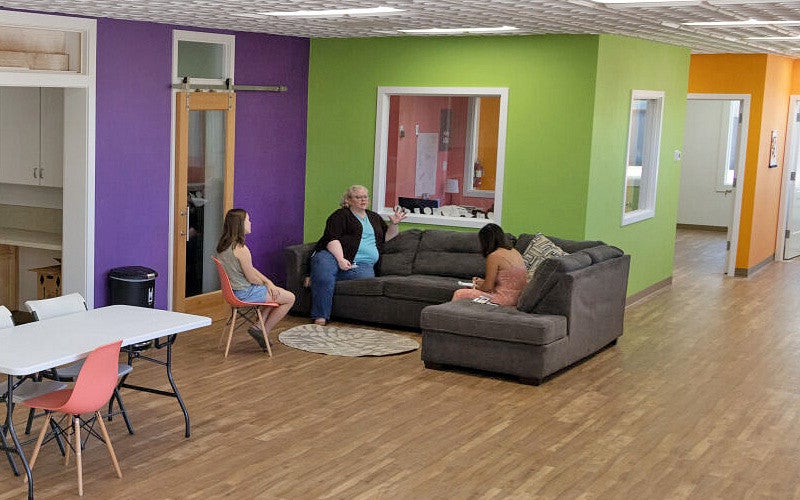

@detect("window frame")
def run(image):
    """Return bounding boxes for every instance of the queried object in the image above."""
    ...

[715,100,740,192]
[373,86,508,228]
[172,30,235,86]
[621,90,665,226]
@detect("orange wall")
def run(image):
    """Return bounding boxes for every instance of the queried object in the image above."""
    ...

[688,54,793,270]
[791,59,800,93]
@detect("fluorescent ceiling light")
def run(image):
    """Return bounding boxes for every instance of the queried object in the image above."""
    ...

[684,19,800,27]
[252,6,403,18]
[745,35,800,40]
[399,26,519,34]
[590,0,697,3]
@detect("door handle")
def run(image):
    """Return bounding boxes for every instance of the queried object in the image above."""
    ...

[39,167,44,180]
[180,206,190,242]
[33,167,38,179]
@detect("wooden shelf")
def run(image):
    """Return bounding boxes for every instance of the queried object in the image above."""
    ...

[0,227,61,250]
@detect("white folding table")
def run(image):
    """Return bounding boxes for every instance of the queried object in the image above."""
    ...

[0,305,211,499]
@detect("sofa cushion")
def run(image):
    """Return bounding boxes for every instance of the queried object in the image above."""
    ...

[421,301,567,346]
[380,229,422,276]
[382,274,463,303]
[413,230,485,278]
[515,234,605,255]
[334,276,395,297]
[581,244,624,264]
[517,252,592,313]
[521,233,568,280]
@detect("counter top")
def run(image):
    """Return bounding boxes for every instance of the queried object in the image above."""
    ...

[0,227,61,250]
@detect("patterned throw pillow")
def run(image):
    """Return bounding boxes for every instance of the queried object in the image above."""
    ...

[522,233,568,281]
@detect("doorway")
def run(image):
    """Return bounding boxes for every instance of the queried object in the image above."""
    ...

[679,94,750,275]
[172,91,235,318]
[777,96,800,261]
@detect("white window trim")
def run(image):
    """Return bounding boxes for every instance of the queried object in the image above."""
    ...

[172,30,235,86]
[463,97,495,198]
[373,86,508,228]
[714,101,739,193]
[622,90,664,226]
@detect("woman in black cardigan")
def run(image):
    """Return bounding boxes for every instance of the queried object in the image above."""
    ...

[310,185,405,325]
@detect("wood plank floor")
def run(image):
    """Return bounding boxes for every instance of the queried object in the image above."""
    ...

[2,228,800,499]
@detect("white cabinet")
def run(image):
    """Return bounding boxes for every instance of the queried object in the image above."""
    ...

[39,88,64,188]
[0,87,64,187]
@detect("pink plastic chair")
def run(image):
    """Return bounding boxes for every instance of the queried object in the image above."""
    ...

[212,256,279,358]
[22,341,124,496]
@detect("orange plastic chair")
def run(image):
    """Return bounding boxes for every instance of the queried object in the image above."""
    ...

[22,341,124,496]
[212,256,279,358]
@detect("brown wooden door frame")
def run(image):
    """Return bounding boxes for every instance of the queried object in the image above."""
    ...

[173,91,235,319]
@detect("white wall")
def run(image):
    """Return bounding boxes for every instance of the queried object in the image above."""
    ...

[17,247,61,305]
[678,99,735,227]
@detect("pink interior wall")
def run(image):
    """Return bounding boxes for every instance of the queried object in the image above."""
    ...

[385,95,495,211]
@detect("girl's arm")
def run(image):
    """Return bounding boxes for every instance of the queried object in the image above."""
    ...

[234,245,281,298]
[234,245,271,286]
[477,253,500,292]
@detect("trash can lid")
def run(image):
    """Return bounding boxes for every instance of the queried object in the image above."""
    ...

[108,266,158,280]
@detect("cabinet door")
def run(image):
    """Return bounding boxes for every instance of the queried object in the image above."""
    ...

[39,88,64,188]
[0,244,19,310]
[0,87,40,186]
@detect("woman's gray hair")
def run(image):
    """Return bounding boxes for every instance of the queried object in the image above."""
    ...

[340,185,369,208]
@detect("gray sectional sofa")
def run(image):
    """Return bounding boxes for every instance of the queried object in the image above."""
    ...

[283,229,630,383]
[284,229,487,328]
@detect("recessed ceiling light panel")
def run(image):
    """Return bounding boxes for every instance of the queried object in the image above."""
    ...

[399,26,519,34]
[684,19,800,27]
[745,35,800,40]
[253,6,404,18]
[590,0,698,4]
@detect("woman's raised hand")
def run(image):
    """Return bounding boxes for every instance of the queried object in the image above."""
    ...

[389,210,407,225]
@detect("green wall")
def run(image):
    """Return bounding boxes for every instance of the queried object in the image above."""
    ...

[585,36,691,294]
[306,34,691,296]
[306,35,599,240]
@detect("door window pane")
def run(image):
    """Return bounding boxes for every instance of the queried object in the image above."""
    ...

[186,110,225,297]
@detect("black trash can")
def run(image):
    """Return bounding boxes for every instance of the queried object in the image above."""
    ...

[109,266,158,351]
[108,266,158,308]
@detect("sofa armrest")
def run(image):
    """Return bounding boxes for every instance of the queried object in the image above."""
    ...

[283,243,315,315]
[536,254,630,357]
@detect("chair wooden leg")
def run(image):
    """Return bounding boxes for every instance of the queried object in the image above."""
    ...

[64,422,71,466]
[256,309,272,358]
[74,416,83,496]
[24,412,51,483]
[223,309,238,358]
[218,308,233,347]
[95,411,122,479]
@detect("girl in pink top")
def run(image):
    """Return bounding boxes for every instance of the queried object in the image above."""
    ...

[452,223,527,307]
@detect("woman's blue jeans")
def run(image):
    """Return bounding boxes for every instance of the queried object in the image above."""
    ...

[310,250,375,320]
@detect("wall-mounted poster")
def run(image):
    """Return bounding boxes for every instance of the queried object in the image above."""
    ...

[415,132,438,197]
[769,130,779,168]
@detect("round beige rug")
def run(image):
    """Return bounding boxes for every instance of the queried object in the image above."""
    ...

[278,324,419,357]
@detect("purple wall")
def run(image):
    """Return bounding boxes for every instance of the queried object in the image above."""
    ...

[94,18,308,308]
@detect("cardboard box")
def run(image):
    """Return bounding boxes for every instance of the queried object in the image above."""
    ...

[29,264,61,299]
